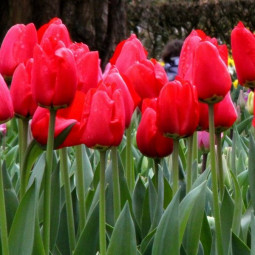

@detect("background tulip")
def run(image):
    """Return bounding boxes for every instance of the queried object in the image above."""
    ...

[157,76,199,138]
[31,44,77,108]
[231,21,255,88]
[0,74,14,122]
[10,59,37,118]
[82,84,125,149]
[136,106,173,158]
[0,23,37,76]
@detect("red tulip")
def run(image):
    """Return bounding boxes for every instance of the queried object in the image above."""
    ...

[0,23,37,76]
[31,91,86,148]
[110,34,147,75]
[0,74,14,122]
[82,83,125,149]
[31,43,77,108]
[141,97,158,114]
[136,104,173,158]
[69,42,102,93]
[198,92,237,133]
[39,18,71,48]
[157,76,199,139]
[125,58,168,99]
[10,59,37,118]
[178,30,231,103]
[103,67,134,127]
[231,21,255,88]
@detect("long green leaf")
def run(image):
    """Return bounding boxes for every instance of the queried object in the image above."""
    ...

[248,134,255,211]
[106,203,137,255]
[9,182,37,255]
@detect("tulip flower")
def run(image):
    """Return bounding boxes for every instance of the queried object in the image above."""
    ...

[69,42,102,93]
[10,59,37,118]
[125,58,168,99]
[39,18,71,48]
[178,30,231,103]
[0,74,14,122]
[31,91,86,148]
[231,21,255,88]
[31,43,77,108]
[136,106,173,158]
[0,23,37,76]
[110,34,147,74]
[157,76,199,139]
[198,131,210,153]
[246,91,254,114]
[82,83,125,149]
[103,67,134,127]
[198,92,238,133]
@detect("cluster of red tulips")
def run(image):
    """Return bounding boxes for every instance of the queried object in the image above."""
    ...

[0,17,255,255]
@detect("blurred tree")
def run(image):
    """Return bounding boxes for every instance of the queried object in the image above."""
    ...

[0,0,127,69]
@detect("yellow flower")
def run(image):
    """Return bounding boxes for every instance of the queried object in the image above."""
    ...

[246,91,254,114]
[233,79,239,89]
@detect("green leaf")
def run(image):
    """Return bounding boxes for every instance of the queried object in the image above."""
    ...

[140,229,156,255]
[74,203,99,255]
[54,122,76,148]
[200,214,212,255]
[236,115,253,134]
[183,180,207,255]
[32,216,45,255]
[106,203,137,255]
[248,134,255,211]
[179,181,207,243]
[251,213,255,255]
[152,190,180,255]
[9,182,37,255]
[232,232,250,255]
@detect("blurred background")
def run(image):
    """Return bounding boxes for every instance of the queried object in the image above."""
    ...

[1,0,255,68]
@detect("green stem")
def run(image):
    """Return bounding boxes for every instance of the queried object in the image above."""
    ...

[99,150,107,255]
[60,148,76,253]
[172,139,179,195]
[201,153,208,173]
[18,118,29,199]
[126,125,134,192]
[112,147,121,223]
[208,104,223,255]
[75,145,86,232]
[153,158,160,189]
[0,158,9,255]
[43,108,56,255]
[186,136,193,194]
[192,131,198,179]
[216,133,224,200]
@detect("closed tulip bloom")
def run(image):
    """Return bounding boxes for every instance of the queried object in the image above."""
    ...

[198,131,210,153]
[31,91,86,148]
[0,23,37,76]
[69,42,102,93]
[103,67,134,127]
[82,84,125,149]
[231,22,255,88]
[179,30,231,103]
[10,59,37,118]
[192,41,231,103]
[0,74,14,122]
[110,34,147,75]
[125,58,168,99]
[198,92,237,132]
[157,77,199,139]
[31,43,77,108]
[137,106,173,158]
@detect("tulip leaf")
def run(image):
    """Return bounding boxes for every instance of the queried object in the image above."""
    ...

[179,181,207,243]
[248,134,255,211]
[9,181,37,255]
[251,213,255,255]
[237,115,253,134]
[140,229,156,255]
[54,122,76,148]
[232,232,250,255]
[106,203,137,255]
[73,203,99,255]
[200,213,212,255]
[32,216,45,255]
[152,190,180,255]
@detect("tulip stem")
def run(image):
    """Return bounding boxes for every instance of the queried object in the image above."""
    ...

[126,125,134,192]
[112,146,121,223]
[192,131,198,179]
[208,104,223,255]
[186,136,193,194]
[60,147,76,253]
[19,118,28,199]
[216,133,224,200]
[172,139,179,195]
[75,145,86,232]
[99,150,107,255]
[43,108,56,255]
[153,158,160,188]
[0,157,9,255]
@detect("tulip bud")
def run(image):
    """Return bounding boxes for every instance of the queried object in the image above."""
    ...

[246,91,254,114]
